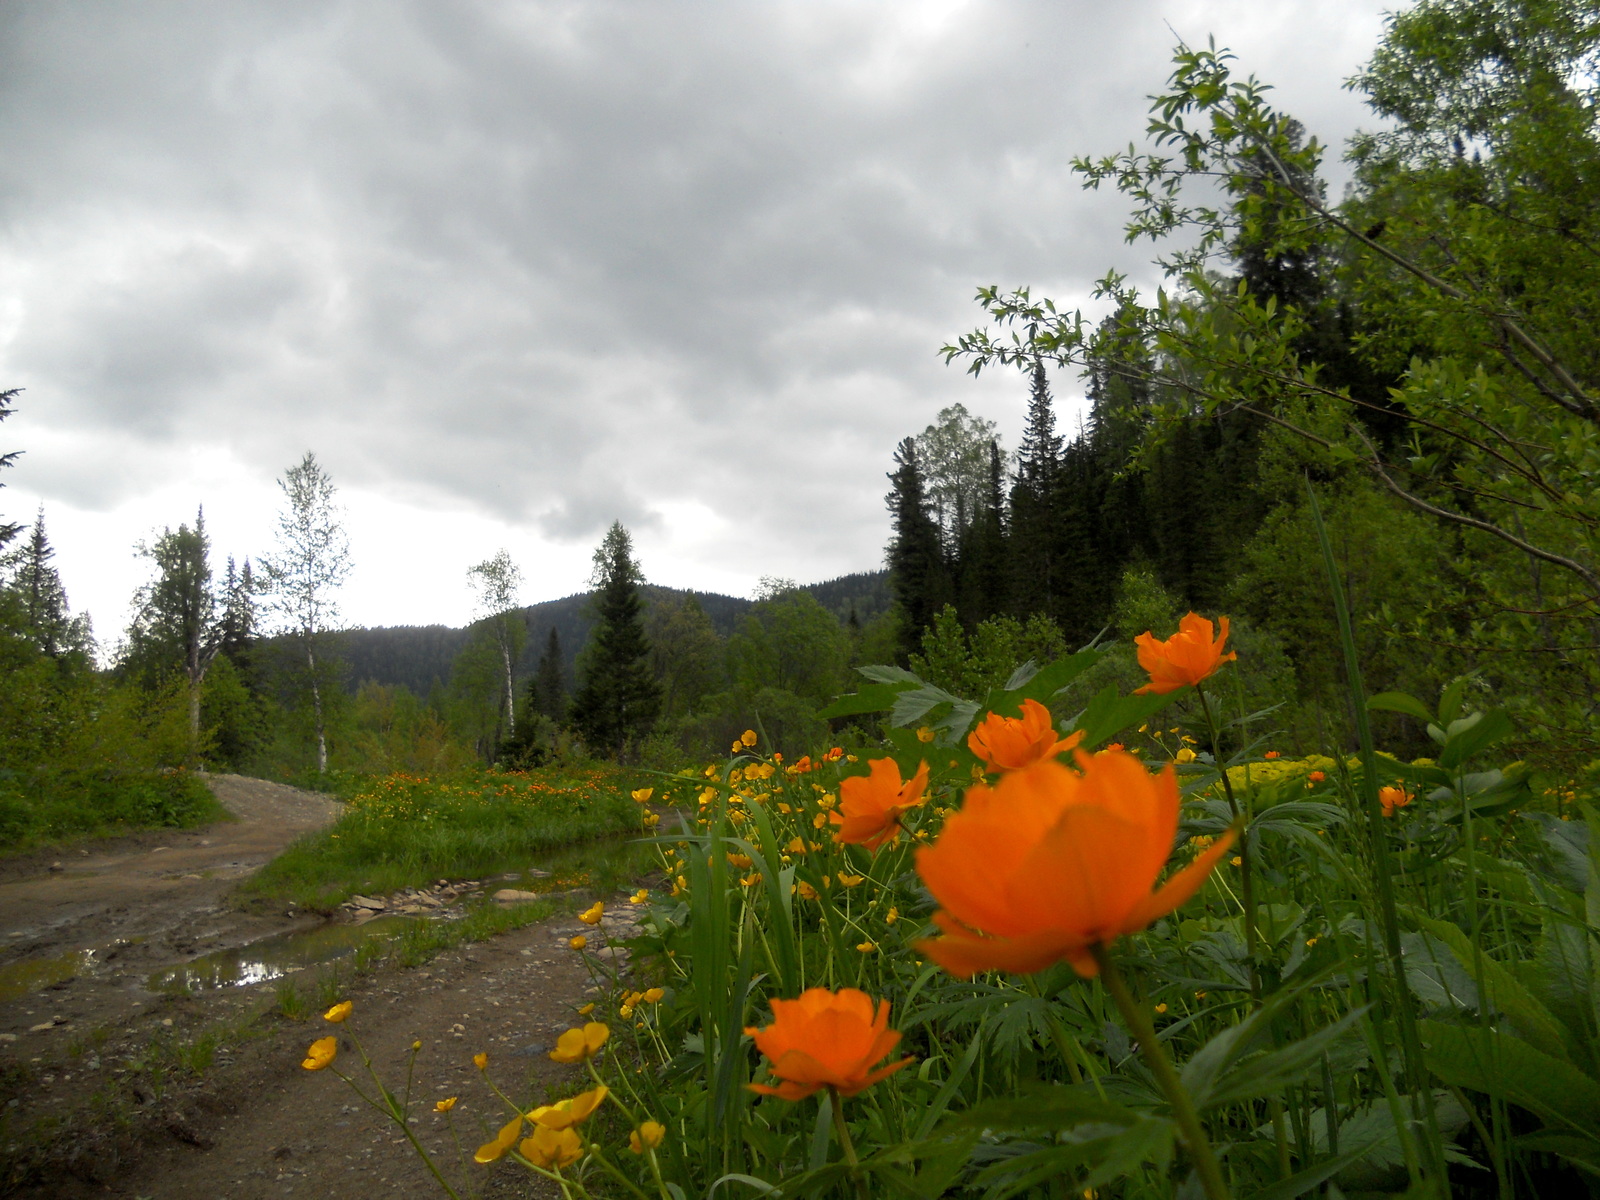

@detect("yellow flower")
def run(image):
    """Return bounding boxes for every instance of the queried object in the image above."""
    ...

[549,1022,610,1063]
[580,902,604,925]
[857,941,876,953]
[916,726,936,743]
[322,1001,353,1023]
[473,1052,488,1071]
[475,1115,522,1163]
[1230,856,1243,866]
[742,729,758,747]
[885,907,899,925]
[434,1096,458,1113]
[630,889,649,903]
[642,812,660,828]
[529,1084,608,1130]
[837,873,865,888]
[642,987,664,1003]
[630,1120,666,1154]
[412,1039,422,1051]
[301,1036,337,1071]
[1174,747,1197,764]
[578,1002,596,1015]
[795,881,819,901]
[620,1004,635,1018]
[1154,1003,1168,1014]
[519,1124,583,1168]
[569,935,588,950]
[631,787,654,804]
[727,853,753,869]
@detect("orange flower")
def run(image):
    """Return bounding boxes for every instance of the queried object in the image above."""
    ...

[914,750,1236,978]
[829,758,930,850]
[745,988,913,1101]
[967,699,1083,772]
[1308,770,1326,783]
[1379,786,1413,817]
[1134,613,1237,694]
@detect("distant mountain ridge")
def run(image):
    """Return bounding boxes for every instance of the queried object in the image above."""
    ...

[317,569,890,697]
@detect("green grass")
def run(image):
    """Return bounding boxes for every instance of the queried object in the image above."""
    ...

[240,764,648,909]
[0,767,227,855]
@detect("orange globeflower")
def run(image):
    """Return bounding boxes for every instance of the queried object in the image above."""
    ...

[968,699,1083,772]
[915,750,1236,978]
[745,987,913,1101]
[1378,786,1413,817]
[1134,613,1237,694]
[829,758,930,850]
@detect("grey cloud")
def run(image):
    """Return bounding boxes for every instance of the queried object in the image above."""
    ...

[0,0,1394,582]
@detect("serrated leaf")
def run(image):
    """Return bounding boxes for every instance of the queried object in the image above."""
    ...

[1421,1019,1600,1136]
[817,681,915,719]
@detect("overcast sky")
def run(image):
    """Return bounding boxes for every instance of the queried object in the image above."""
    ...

[0,0,1400,641]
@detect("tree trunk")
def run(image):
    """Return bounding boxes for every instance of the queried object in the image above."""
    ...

[499,631,515,743]
[307,638,327,774]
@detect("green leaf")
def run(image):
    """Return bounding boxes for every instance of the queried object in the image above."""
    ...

[1438,708,1513,769]
[1421,1019,1600,1136]
[1203,1008,1367,1110]
[1248,1144,1375,1200]
[1367,691,1435,724]
[1409,914,1569,1060]
[1510,1131,1600,1177]
[1067,685,1177,749]
[817,681,915,719]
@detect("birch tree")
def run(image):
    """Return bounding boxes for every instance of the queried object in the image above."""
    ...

[263,453,351,773]
[466,549,525,745]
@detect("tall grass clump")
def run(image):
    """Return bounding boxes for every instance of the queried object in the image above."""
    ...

[245,764,641,909]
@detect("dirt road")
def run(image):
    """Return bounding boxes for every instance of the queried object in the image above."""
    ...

[0,774,341,970]
[0,775,646,1200]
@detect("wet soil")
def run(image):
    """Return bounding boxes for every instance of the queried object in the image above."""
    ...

[0,775,647,1200]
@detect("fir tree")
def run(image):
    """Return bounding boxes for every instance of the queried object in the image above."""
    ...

[884,436,949,662]
[568,523,660,755]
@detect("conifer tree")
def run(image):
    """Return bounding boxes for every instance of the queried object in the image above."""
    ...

[1009,362,1064,620]
[569,523,660,755]
[126,509,226,756]
[0,388,21,551]
[5,507,81,659]
[884,436,949,662]
[532,627,567,721]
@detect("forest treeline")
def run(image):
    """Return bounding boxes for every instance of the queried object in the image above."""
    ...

[0,413,901,823]
[3,0,1598,820]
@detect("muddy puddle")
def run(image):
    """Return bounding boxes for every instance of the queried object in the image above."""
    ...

[146,916,418,992]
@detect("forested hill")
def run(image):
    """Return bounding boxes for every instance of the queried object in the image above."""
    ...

[312,570,889,697]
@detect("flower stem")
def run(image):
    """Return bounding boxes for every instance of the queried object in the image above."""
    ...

[827,1087,870,1200]
[1091,945,1231,1200]
[1195,681,1258,1003]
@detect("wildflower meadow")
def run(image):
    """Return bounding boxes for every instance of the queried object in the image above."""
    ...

[306,572,1598,1198]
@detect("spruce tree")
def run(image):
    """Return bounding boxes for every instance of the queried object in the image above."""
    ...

[568,523,660,755]
[532,627,567,721]
[884,437,949,662]
[1009,363,1064,621]
[0,387,21,551]
[126,509,226,756]
[6,508,76,658]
